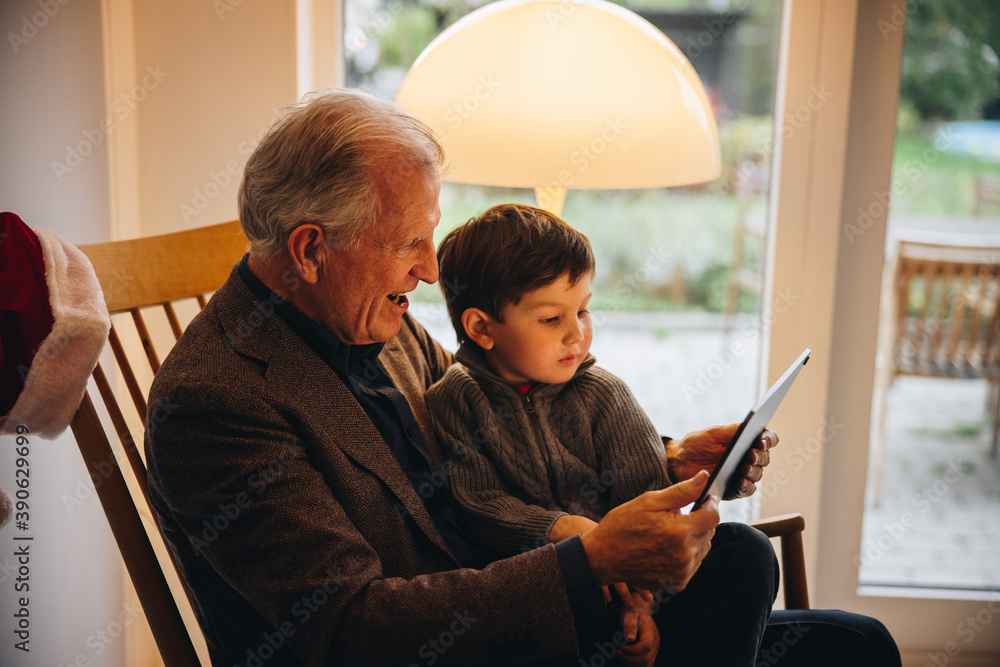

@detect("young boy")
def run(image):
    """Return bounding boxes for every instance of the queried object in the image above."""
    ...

[425,203,669,662]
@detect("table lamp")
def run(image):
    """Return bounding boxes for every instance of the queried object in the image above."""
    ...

[395,0,720,216]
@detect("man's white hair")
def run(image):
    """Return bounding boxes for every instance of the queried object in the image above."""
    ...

[238,88,445,257]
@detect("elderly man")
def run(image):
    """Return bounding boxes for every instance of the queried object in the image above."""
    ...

[145,89,898,667]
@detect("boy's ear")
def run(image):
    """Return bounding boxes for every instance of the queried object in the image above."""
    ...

[462,308,495,350]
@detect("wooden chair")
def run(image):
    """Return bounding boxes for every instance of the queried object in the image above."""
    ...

[68,219,809,667]
[72,220,249,666]
[870,237,1000,505]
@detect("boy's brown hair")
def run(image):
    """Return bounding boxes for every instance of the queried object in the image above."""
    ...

[437,203,595,345]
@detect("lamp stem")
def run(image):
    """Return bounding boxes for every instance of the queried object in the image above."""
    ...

[533,187,567,217]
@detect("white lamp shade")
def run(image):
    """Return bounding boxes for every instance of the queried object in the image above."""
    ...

[395,0,721,190]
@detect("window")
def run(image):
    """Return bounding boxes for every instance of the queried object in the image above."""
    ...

[345,0,784,523]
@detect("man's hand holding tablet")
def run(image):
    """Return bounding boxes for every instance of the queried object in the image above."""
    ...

[667,425,779,499]
[665,349,811,512]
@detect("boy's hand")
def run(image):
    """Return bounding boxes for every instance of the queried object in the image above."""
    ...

[617,600,659,667]
[606,582,654,607]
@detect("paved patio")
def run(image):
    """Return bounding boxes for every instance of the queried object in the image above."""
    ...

[859,376,1000,591]
[412,304,1000,592]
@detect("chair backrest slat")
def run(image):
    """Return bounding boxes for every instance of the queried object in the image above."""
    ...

[131,308,162,373]
[965,269,988,360]
[928,262,950,364]
[108,324,149,419]
[985,271,1000,368]
[92,362,150,502]
[943,263,973,367]
[164,302,184,341]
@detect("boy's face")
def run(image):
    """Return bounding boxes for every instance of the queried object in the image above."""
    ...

[481,273,594,386]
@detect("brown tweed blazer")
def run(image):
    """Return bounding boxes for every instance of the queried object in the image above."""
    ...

[145,267,579,666]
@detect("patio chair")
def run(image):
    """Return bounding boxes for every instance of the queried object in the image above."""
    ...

[870,237,1000,505]
[70,220,810,667]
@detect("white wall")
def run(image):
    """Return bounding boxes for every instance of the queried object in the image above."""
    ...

[0,1,124,666]
[129,0,299,237]
[0,1,343,664]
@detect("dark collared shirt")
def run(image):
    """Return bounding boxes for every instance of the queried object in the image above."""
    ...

[237,256,605,630]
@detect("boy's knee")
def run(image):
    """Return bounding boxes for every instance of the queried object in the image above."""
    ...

[843,612,900,665]
[716,522,778,567]
[765,609,902,667]
[712,522,780,598]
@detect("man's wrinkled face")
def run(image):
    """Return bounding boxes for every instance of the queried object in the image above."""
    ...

[318,163,441,345]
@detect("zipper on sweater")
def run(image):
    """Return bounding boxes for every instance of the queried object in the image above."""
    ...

[522,392,556,492]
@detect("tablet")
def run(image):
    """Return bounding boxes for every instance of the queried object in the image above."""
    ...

[691,348,811,510]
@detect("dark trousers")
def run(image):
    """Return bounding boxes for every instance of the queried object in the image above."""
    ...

[576,523,901,667]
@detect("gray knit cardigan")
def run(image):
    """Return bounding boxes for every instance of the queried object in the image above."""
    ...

[425,343,669,556]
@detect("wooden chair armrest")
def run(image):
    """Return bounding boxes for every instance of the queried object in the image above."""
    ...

[749,513,810,610]
[749,512,805,538]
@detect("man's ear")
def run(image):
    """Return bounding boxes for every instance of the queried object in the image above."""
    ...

[462,308,495,350]
[287,224,328,284]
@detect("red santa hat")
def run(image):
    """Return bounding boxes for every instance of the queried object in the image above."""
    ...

[0,212,110,439]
